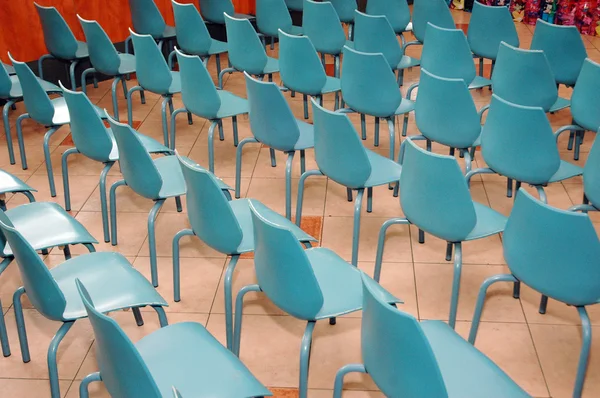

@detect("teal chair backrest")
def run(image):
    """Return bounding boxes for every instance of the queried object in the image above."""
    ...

[106,114,164,199]
[412,0,455,43]
[504,190,600,306]
[34,3,79,60]
[530,18,587,86]
[128,0,167,38]
[172,1,213,56]
[172,387,183,398]
[341,46,401,117]
[415,68,480,149]
[400,138,477,242]
[421,23,476,85]
[353,11,404,69]
[256,0,293,37]
[365,0,411,33]
[311,99,371,188]
[0,64,13,98]
[570,59,600,132]
[224,14,268,75]
[360,274,448,397]
[75,280,162,398]
[175,48,221,119]
[61,82,114,162]
[9,54,56,126]
[199,0,235,24]
[129,29,173,94]
[79,17,122,76]
[584,132,600,207]
[481,95,560,185]
[177,154,243,254]
[250,201,324,320]
[330,0,357,23]
[0,211,67,321]
[285,0,304,11]
[302,0,347,55]
[467,2,519,60]
[492,42,558,112]
[278,31,327,95]
[245,73,300,150]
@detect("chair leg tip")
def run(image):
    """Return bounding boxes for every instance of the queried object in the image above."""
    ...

[329,317,337,325]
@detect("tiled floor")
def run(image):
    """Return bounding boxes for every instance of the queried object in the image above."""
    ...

[1,9,600,398]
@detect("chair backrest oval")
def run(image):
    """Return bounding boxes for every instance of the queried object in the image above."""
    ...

[400,138,477,242]
[365,0,411,34]
[481,94,560,185]
[467,2,519,60]
[78,17,121,76]
[302,0,347,55]
[353,10,404,69]
[311,99,371,188]
[330,0,357,23]
[128,0,167,38]
[250,201,324,320]
[421,23,476,85]
[129,29,173,94]
[256,0,293,37]
[412,0,455,43]
[285,0,304,11]
[35,3,79,60]
[570,59,600,132]
[492,42,558,112]
[177,155,243,254]
[61,82,114,162]
[360,274,448,397]
[415,68,480,149]
[106,114,163,199]
[0,64,13,98]
[224,13,269,75]
[504,190,600,306]
[172,1,213,56]
[245,73,301,150]
[199,0,235,24]
[175,49,221,119]
[341,46,401,117]
[278,30,327,95]
[76,280,162,398]
[584,132,600,208]
[9,54,55,126]
[530,18,587,86]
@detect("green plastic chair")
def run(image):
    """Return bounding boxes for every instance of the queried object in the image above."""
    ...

[334,274,530,398]
[127,0,176,52]
[174,154,315,350]
[377,138,507,328]
[469,189,600,398]
[199,0,255,24]
[404,0,455,53]
[256,0,303,49]
[233,201,400,398]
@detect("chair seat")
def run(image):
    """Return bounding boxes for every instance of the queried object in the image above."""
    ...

[207,39,228,55]
[51,97,106,125]
[168,71,182,95]
[364,150,402,187]
[468,75,493,90]
[321,77,341,94]
[135,322,271,398]
[289,25,303,35]
[52,252,167,320]
[231,199,316,254]
[3,202,97,257]
[117,53,137,75]
[108,127,170,162]
[549,96,571,113]
[302,247,401,320]
[74,41,90,59]
[0,169,35,194]
[396,55,420,70]
[3,63,15,75]
[403,21,413,32]
[8,75,61,98]
[263,57,280,74]
[293,120,315,150]
[161,25,177,40]
[215,90,249,119]
[393,98,415,116]
[548,160,583,183]
[464,202,507,241]
[421,320,531,397]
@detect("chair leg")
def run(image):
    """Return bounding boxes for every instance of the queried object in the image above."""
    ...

[512,280,521,299]
[506,178,513,198]
[111,76,121,120]
[300,149,306,175]
[295,169,324,227]
[80,67,96,95]
[132,308,144,326]
[3,100,16,164]
[233,283,262,356]
[147,199,166,287]
[215,54,222,77]
[38,54,53,80]
[0,298,10,357]
[43,126,60,197]
[69,60,80,90]
[61,147,80,212]
[567,131,575,151]
[402,112,409,137]
[347,188,353,202]
[373,218,410,281]
[573,306,592,398]
[169,107,189,151]
[299,321,316,398]
[217,119,224,141]
[366,187,373,213]
[167,50,176,70]
[270,148,277,167]
[172,228,195,302]
[126,86,143,126]
[79,372,102,398]
[538,295,549,314]
[218,67,236,89]
[152,305,169,328]
[333,364,367,398]
[535,185,548,204]
[207,120,219,173]
[232,115,239,146]
[303,94,309,120]
[235,137,259,198]
[373,117,379,147]
[360,114,366,140]
[109,179,128,246]
[13,287,29,362]
[448,242,462,329]
[479,57,484,76]
[15,113,31,169]
[351,188,365,266]
[98,162,115,243]
[285,151,296,220]
[445,242,453,261]
[48,322,75,398]
[418,229,425,244]
[224,255,241,351]
[574,130,584,161]
[160,96,171,147]
[387,118,396,163]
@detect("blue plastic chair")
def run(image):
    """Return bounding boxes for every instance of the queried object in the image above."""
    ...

[256,0,303,48]
[530,18,587,87]
[35,3,96,90]
[296,100,402,266]
[219,13,280,89]
[469,189,600,398]
[78,16,145,121]
[278,30,341,119]
[237,73,315,219]
[405,0,455,50]
[170,1,228,76]
[127,0,176,51]
[61,82,171,243]
[339,46,414,161]
[352,10,420,87]
[0,62,60,165]
[330,0,358,38]
[570,132,600,214]
[376,138,507,328]
[10,54,107,197]
[0,210,167,398]
[0,170,36,211]
[334,273,530,398]
[170,48,248,171]
[233,201,400,398]
[199,0,254,24]
[468,2,519,78]
[365,0,411,38]
[174,154,315,350]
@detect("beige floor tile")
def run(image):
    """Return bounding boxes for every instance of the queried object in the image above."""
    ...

[246,177,327,217]
[0,379,71,398]
[187,137,261,179]
[0,144,57,178]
